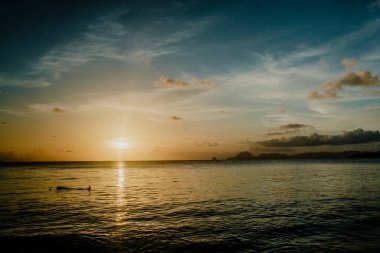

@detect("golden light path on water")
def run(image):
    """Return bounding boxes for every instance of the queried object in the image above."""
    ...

[115,162,126,227]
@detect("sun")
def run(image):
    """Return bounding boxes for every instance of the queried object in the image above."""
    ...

[114,139,129,150]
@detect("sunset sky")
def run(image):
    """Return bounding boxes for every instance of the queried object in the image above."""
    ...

[1,0,380,161]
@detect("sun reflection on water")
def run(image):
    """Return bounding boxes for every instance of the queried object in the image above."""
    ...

[115,162,126,226]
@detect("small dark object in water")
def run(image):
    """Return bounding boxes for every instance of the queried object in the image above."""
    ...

[56,186,70,190]
[54,186,91,191]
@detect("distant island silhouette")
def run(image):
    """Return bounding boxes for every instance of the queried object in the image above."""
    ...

[226,150,380,160]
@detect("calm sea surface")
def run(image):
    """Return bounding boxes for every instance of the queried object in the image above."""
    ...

[0,160,380,252]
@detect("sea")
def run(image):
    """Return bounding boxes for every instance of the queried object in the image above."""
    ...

[0,160,380,252]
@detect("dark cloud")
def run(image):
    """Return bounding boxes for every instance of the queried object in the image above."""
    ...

[266,132,287,136]
[65,150,73,152]
[155,76,213,89]
[171,116,182,120]
[241,139,297,154]
[259,129,380,147]
[205,141,219,147]
[52,107,65,113]
[307,70,380,99]
[278,123,313,130]
[0,149,50,161]
[370,0,380,9]
[1,121,6,125]
[266,123,313,136]
[0,151,19,162]
[195,141,219,148]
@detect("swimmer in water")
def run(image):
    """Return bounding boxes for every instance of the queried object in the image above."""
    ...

[50,186,91,191]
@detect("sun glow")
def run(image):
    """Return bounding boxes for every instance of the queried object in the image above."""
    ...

[114,139,129,150]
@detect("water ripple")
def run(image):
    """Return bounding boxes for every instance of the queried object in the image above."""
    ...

[0,161,380,252]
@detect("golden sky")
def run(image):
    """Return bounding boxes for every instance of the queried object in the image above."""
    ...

[1,1,380,161]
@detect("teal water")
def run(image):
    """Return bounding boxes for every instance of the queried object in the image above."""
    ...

[0,160,380,252]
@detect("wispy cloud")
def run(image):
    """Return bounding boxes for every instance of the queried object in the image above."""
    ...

[370,0,380,10]
[29,104,70,114]
[0,78,50,88]
[32,13,128,80]
[330,18,380,49]
[8,9,215,88]
[0,108,28,117]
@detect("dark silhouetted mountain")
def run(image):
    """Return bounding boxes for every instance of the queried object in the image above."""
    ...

[227,151,255,160]
[349,151,380,158]
[227,151,380,160]
[257,153,289,159]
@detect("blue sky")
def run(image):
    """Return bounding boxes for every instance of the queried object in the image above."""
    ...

[1,0,380,160]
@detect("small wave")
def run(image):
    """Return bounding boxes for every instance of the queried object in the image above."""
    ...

[0,234,114,253]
